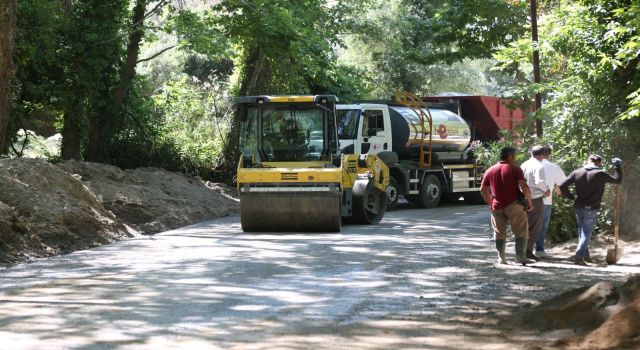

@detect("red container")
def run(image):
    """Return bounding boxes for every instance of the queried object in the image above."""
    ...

[422,95,527,142]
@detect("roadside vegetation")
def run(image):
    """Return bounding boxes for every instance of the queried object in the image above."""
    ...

[0,0,638,243]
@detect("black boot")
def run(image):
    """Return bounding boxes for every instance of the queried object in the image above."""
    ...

[526,249,540,262]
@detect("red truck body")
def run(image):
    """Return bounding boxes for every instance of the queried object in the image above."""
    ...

[422,95,527,142]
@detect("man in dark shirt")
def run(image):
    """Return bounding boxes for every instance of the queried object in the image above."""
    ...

[559,155,622,264]
[481,147,534,265]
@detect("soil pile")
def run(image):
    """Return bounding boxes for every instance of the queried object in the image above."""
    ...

[0,158,238,266]
[508,274,640,349]
[58,160,239,234]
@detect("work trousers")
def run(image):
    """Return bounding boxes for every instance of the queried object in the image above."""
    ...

[491,201,529,240]
[526,197,544,250]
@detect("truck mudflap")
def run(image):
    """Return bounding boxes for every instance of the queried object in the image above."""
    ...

[240,185,342,232]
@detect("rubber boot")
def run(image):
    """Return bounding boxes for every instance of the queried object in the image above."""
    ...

[495,239,507,264]
[515,237,535,265]
[526,249,540,262]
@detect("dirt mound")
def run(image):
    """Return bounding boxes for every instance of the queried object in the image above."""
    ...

[507,274,640,349]
[57,160,239,234]
[0,158,239,267]
[0,158,131,265]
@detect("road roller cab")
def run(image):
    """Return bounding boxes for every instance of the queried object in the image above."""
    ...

[235,95,389,232]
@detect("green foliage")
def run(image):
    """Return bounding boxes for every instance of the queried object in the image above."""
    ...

[150,77,233,178]
[10,1,636,214]
[11,0,235,177]
[468,133,515,169]
[214,0,364,96]
[11,1,69,142]
[608,2,640,120]
[494,1,639,160]
[84,71,233,181]
[339,0,526,97]
[163,8,229,59]
[9,130,61,161]
[493,0,640,243]
[13,0,130,159]
[402,0,529,64]
[546,199,577,243]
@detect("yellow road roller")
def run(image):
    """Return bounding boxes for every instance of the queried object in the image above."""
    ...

[235,95,389,232]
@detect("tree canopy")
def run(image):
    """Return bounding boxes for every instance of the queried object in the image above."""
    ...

[0,0,637,180]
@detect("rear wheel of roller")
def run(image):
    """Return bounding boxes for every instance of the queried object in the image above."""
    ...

[349,179,387,224]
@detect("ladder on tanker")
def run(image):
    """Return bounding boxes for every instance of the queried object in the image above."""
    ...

[394,91,433,168]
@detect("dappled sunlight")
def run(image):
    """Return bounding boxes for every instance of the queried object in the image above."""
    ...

[0,207,636,349]
[230,304,270,311]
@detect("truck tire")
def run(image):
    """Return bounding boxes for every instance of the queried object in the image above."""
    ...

[415,174,441,208]
[386,177,400,211]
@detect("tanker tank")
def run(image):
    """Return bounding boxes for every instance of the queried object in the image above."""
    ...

[388,106,471,163]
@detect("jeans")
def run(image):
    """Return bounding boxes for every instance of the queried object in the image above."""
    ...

[575,208,598,259]
[536,205,552,252]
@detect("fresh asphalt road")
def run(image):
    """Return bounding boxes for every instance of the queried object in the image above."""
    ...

[0,203,635,350]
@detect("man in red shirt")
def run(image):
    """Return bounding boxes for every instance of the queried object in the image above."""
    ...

[481,147,535,265]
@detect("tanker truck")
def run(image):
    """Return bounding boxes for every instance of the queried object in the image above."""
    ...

[235,95,389,232]
[336,93,491,210]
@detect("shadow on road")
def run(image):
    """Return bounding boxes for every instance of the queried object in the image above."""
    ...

[0,204,635,349]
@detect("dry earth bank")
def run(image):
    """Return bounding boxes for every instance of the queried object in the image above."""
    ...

[0,158,239,266]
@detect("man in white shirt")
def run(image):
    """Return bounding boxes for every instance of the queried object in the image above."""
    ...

[536,146,567,258]
[520,145,550,261]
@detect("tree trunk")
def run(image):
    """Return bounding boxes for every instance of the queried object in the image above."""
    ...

[238,47,266,96]
[0,0,17,155]
[61,88,83,160]
[86,0,146,162]
[61,116,83,160]
[214,47,267,183]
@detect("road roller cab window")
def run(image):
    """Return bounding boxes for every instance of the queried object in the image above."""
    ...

[239,107,259,161]
[260,106,326,162]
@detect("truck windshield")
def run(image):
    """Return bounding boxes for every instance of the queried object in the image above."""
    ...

[336,109,359,139]
[260,106,325,161]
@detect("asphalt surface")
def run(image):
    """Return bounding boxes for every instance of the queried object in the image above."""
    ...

[0,203,636,349]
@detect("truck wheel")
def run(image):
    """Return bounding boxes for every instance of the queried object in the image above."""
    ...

[386,177,399,211]
[416,174,441,208]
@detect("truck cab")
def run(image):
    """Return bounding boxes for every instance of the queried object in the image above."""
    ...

[336,104,392,156]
